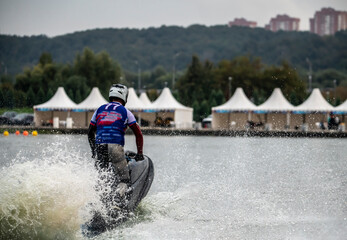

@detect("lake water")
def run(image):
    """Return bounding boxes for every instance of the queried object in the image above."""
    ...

[0,134,346,239]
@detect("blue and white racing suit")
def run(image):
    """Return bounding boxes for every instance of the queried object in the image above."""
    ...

[89,102,137,182]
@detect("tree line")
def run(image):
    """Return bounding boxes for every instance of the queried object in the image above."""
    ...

[1,25,347,78]
[176,55,308,121]
[0,48,316,122]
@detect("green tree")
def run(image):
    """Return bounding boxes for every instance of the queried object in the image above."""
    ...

[215,89,225,105]
[67,89,74,101]
[214,56,263,100]
[1,75,13,85]
[42,63,58,92]
[262,61,306,104]
[39,52,53,66]
[74,48,96,86]
[14,90,26,108]
[26,87,36,107]
[4,88,14,108]
[147,89,159,101]
[37,87,45,105]
[74,48,121,97]
[176,55,214,107]
[65,75,90,101]
[14,68,31,92]
[314,69,347,88]
[209,89,225,107]
[192,100,200,122]
[176,55,204,106]
[46,88,54,101]
[75,89,82,103]
[200,100,210,119]
[0,89,4,108]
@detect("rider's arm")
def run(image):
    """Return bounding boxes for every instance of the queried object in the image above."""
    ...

[88,123,97,158]
[129,123,143,156]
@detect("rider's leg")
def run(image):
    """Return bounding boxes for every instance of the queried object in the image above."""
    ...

[95,144,109,169]
[107,144,130,183]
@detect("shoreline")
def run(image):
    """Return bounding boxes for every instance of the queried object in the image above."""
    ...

[1,126,347,138]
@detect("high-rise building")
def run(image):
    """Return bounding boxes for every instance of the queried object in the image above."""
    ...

[265,14,300,32]
[228,18,257,28]
[310,8,347,36]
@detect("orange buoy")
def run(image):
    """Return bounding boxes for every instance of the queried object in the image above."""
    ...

[23,131,29,136]
[15,130,20,135]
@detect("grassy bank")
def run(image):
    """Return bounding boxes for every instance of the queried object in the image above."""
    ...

[0,108,34,115]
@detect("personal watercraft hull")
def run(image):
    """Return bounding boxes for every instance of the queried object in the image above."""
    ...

[82,152,154,236]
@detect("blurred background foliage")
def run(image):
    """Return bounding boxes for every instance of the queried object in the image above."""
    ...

[0,26,346,121]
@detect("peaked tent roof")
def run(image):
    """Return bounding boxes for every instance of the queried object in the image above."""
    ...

[150,87,192,111]
[75,87,107,111]
[294,88,334,113]
[139,92,152,106]
[212,88,256,112]
[255,88,294,112]
[34,87,77,111]
[125,88,147,111]
[334,99,347,113]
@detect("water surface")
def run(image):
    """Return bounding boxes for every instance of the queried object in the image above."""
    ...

[0,134,346,239]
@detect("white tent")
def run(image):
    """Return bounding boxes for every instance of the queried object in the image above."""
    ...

[125,88,151,126]
[34,87,77,127]
[139,92,152,106]
[254,88,294,130]
[126,88,147,112]
[212,88,257,129]
[292,88,335,130]
[334,99,347,114]
[334,99,347,127]
[75,87,107,111]
[294,88,334,113]
[212,88,256,113]
[255,88,294,112]
[34,87,77,111]
[150,88,191,111]
[72,87,108,127]
[147,87,193,128]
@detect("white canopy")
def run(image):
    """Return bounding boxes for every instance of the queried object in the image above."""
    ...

[294,88,334,113]
[255,88,294,112]
[74,87,107,111]
[334,99,347,114]
[150,87,192,111]
[143,87,193,128]
[34,87,77,111]
[139,92,152,106]
[125,88,147,112]
[212,88,256,113]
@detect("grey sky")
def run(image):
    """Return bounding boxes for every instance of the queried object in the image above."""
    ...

[1,0,346,37]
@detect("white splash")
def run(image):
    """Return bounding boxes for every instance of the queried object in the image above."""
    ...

[0,136,100,239]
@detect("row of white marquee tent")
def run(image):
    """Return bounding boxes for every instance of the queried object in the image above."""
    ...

[33,86,347,130]
[212,87,346,130]
[34,87,193,129]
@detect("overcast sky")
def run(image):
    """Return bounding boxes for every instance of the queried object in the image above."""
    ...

[0,0,346,37]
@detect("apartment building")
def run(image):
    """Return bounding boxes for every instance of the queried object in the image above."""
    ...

[310,8,347,36]
[265,14,300,32]
[228,18,257,28]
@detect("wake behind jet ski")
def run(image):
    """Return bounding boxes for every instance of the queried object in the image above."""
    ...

[82,151,154,236]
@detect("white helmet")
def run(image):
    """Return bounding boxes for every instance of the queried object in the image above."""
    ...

[109,84,128,104]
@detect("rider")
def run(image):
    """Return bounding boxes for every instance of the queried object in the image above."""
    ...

[88,84,144,197]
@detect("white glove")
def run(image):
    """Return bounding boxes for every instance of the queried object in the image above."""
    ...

[115,182,128,197]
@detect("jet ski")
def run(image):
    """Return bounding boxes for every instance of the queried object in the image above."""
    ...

[82,151,154,236]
